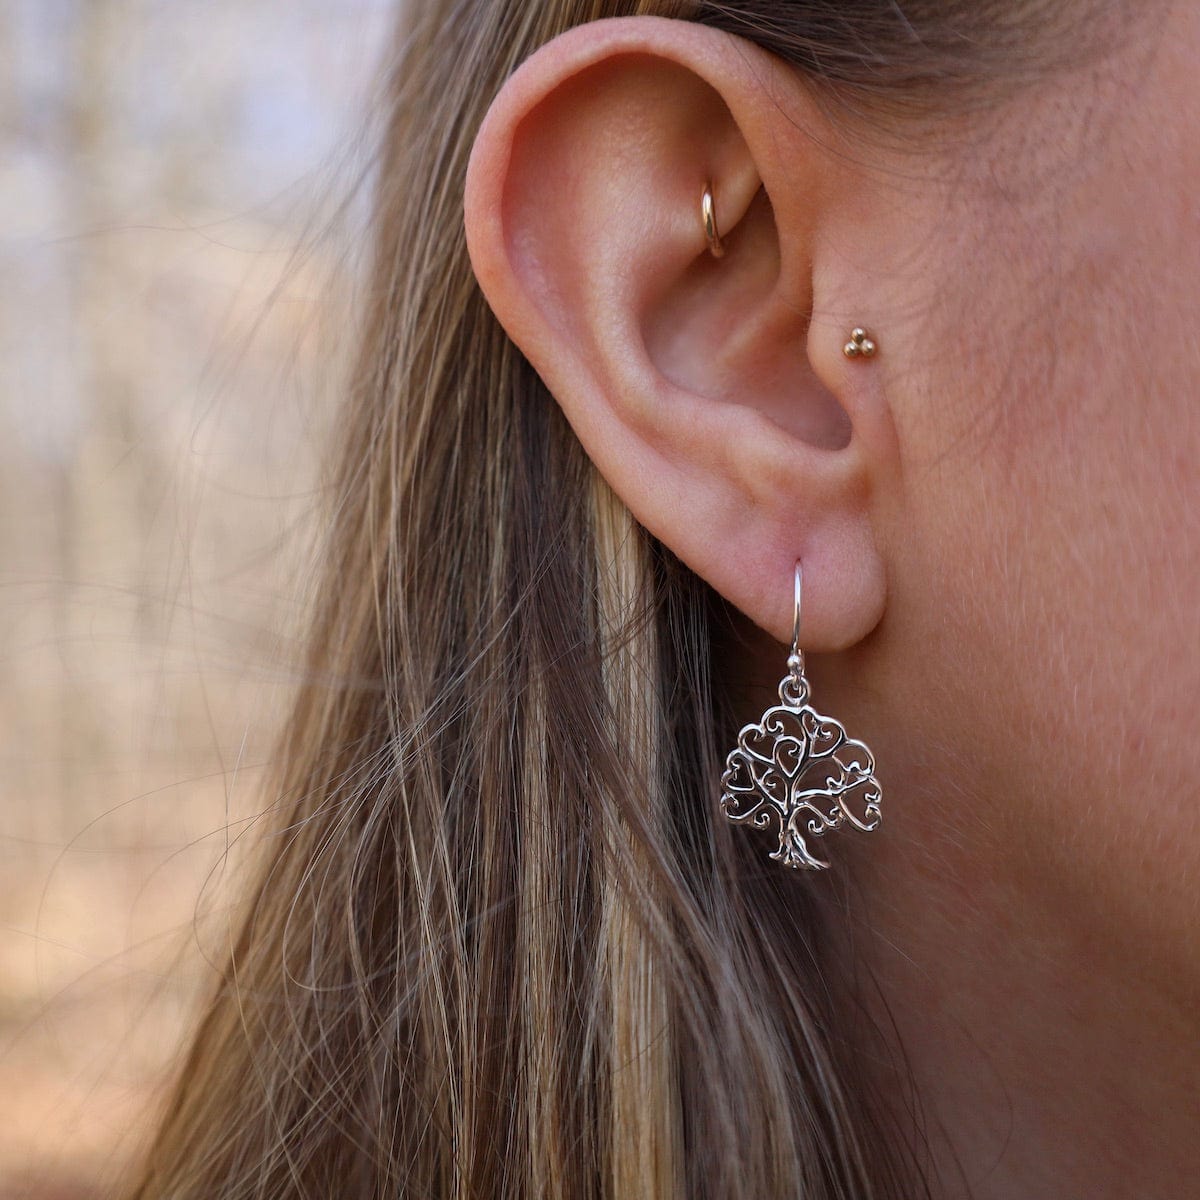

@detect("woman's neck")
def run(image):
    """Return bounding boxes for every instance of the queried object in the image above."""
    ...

[836,831,1200,1200]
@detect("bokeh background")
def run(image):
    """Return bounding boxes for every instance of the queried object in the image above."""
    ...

[0,3,394,1194]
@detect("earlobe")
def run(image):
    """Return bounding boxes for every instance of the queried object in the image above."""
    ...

[464,16,891,653]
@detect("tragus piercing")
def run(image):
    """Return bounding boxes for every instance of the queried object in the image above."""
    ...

[701,182,725,258]
[719,560,883,871]
[843,327,877,359]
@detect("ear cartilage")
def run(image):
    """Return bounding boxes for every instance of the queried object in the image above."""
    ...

[701,182,725,258]
[843,327,877,359]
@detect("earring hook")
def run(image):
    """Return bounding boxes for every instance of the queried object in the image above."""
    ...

[789,559,804,674]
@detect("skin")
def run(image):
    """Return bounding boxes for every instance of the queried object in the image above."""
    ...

[465,7,1199,1198]
[822,11,1200,1193]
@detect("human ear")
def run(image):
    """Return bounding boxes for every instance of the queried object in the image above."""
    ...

[464,16,894,651]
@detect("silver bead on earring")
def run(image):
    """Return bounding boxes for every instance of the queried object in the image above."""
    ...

[719,560,883,870]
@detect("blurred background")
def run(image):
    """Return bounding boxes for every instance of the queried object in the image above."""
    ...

[0,2,394,1194]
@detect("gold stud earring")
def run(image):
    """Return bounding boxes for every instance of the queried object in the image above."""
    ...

[843,327,877,359]
[701,182,725,258]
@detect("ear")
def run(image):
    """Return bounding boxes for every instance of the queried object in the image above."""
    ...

[464,15,895,651]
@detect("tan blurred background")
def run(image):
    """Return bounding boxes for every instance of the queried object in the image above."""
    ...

[0,3,394,1194]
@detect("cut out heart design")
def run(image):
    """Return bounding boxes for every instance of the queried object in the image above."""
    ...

[720,677,882,871]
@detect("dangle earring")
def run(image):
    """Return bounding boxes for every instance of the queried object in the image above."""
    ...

[720,561,883,870]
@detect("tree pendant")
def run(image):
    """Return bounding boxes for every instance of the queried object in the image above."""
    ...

[720,667,882,871]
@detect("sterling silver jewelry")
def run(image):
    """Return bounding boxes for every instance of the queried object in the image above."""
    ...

[720,561,882,870]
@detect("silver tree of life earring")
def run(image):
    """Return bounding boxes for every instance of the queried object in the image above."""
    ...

[719,561,883,870]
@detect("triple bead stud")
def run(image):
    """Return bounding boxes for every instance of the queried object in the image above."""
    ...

[842,327,877,359]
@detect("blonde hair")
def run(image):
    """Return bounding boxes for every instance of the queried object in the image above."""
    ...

[128,1,1106,1196]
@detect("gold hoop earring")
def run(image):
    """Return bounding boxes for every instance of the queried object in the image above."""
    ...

[843,327,877,359]
[701,182,725,258]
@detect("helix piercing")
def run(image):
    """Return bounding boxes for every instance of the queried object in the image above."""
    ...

[701,182,725,258]
[843,327,877,359]
[718,559,883,870]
